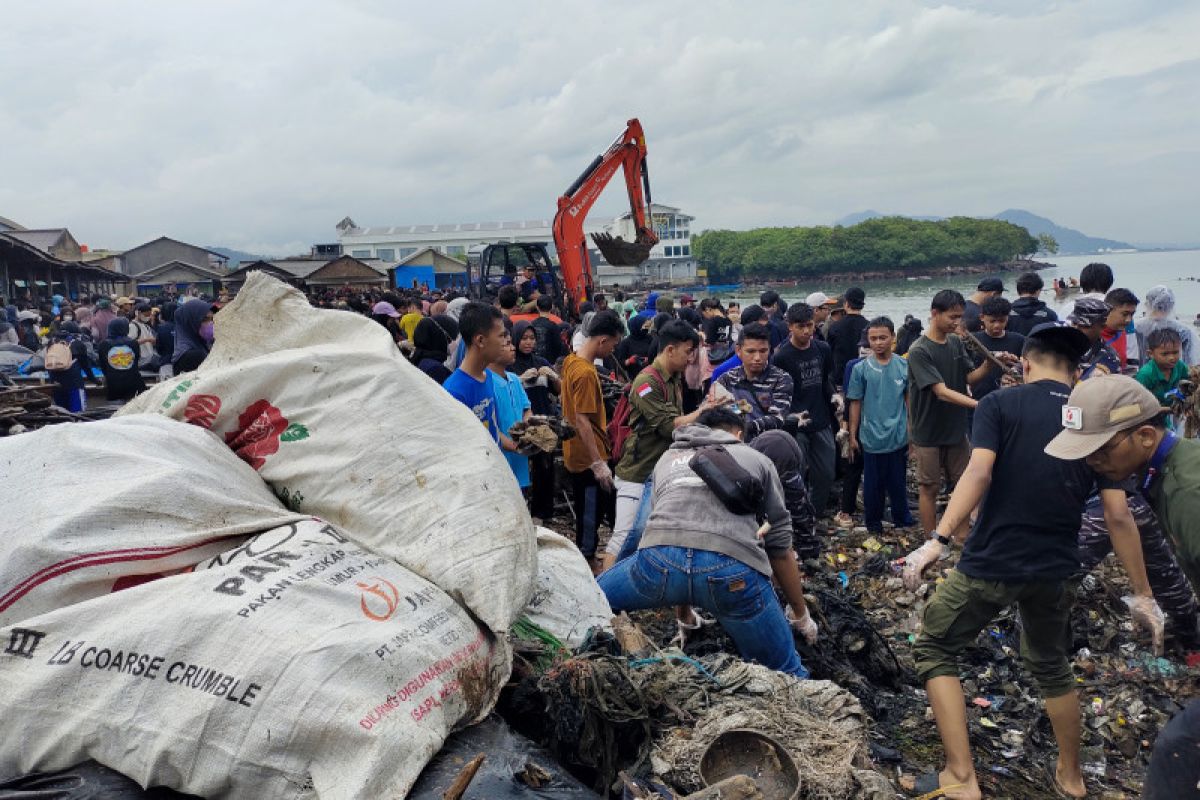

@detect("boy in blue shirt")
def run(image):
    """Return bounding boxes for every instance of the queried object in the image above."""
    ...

[444,302,510,446]
[847,316,915,533]
[489,334,533,487]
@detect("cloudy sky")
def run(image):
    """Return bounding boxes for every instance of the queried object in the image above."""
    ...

[1,1,1196,254]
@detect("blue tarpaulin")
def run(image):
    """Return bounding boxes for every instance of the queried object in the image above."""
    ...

[391,265,436,290]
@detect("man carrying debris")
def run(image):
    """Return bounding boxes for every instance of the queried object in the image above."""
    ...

[606,320,726,570]
[1044,375,1200,800]
[561,310,624,566]
[598,407,817,679]
[904,324,1165,800]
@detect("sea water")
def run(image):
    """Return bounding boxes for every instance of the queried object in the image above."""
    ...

[730,249,1200,324]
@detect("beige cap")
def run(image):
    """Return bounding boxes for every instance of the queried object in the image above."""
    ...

[805,292,838,307]
[115,296,133,306]
[1044,375,1164,460]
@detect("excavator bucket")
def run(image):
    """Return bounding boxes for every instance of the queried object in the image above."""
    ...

[592,231,657,267]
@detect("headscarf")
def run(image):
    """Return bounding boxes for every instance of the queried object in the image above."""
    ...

[446,297,470,322]
[411,315,458,364]
[172,299,212,363]
[512,320,543,375]
[430,300,448,317]
[107,317,130,339]
[627,312,654,340]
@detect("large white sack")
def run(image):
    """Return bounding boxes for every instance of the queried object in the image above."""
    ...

[522,528,613,649]
[0,414,306,627]
[118,272,537,635]
[0,519,509,799]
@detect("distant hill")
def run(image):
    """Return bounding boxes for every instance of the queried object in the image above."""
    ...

[833,209,1135,254]
[208,246,268,268]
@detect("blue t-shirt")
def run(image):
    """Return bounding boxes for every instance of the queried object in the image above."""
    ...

[444,368,500,443]
[846,355,909,453]
[489,369,532,487]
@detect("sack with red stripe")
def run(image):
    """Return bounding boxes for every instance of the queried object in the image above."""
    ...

[0,414,305,627]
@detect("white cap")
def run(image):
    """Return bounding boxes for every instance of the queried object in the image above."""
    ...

[805,292,837,307]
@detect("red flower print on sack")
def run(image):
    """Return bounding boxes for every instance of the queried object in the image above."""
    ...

[224,399,290,470]
[183,394,222,429]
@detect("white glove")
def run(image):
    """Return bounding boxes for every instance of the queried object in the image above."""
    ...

[832,393,846,417]
[787,606,819,645]
[1123,595,1166,656]
[902,538,948,591]
[590,460,614,491]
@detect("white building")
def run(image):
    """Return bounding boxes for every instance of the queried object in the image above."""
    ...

[333,202,697,287]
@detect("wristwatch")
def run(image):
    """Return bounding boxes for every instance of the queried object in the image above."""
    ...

[932,533,952,547]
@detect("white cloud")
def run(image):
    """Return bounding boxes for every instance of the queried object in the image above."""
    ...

[0,0,1196,252]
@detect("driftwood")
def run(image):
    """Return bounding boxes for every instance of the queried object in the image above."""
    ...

[441,753,486,800]
[960,332,1021,383]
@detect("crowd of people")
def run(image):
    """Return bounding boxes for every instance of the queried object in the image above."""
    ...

[5,262,1200,798]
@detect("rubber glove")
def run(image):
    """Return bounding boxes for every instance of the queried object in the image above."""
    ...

[590,460,614,491]
[902,538,948,591]
[1123,595,1166,656]
[787,606,819,645]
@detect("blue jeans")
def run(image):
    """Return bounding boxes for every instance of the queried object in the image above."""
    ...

[612,476,654,562]
[862,446,915,531]
[598,546,809,678]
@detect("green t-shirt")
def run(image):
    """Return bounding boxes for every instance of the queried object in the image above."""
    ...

[906,334,974,447]
[1135,359,1187,406]
[1148,436,1200,598]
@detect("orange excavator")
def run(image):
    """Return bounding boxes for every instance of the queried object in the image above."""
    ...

[468,118,658,315]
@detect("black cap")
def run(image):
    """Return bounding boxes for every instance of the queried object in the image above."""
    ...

[844,287,866,309]
[978,277,1004,292]
[1026,321,1090,361]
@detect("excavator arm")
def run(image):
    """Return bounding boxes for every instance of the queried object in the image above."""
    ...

[552,118,658,313]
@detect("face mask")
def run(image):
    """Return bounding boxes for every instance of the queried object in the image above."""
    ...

[199,321,215,344]
[62,314,74,322]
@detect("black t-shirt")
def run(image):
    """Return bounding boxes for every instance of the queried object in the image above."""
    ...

[969,330,1025,401]
[97,336,145,401]
[529,317,563,365]
[772,338,833,431]
[956,380,1117,582]
[907,334,974,446]
[172,348,206,376]
[826,314,869,388]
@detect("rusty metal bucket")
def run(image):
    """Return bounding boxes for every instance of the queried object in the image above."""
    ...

[591,231,656,266]
[698,729,800,800]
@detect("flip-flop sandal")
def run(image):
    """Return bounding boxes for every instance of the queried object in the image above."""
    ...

[911,772,968,799]
[1043,761,1088,799]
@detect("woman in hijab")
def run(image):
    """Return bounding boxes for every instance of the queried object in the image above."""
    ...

[172,298,213,375]
[97,317,146,401]
[409,315,459,385]
[614,311,656,375]
[512,319,559,523]
[750,430,819,561]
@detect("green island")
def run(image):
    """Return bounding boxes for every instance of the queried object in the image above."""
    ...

[692,216,1045,282]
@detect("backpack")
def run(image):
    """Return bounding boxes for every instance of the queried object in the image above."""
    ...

[688,444,766,517]
[607,365,667,464]
[44,339,75,372]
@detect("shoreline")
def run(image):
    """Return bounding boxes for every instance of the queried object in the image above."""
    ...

[719,258,1055,290]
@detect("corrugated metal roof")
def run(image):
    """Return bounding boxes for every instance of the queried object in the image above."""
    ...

[5,229,66,253]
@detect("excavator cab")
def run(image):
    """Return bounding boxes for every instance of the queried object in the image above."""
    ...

[467,242,565,312]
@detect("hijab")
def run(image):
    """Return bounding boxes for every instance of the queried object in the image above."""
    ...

[512,320,546,374]
[411,315,458,364]
[173,299,211,363]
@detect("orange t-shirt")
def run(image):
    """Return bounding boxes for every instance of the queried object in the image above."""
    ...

[560,353,608,473]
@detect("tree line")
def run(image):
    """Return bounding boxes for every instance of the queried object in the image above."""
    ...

[691,216,1040,281]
